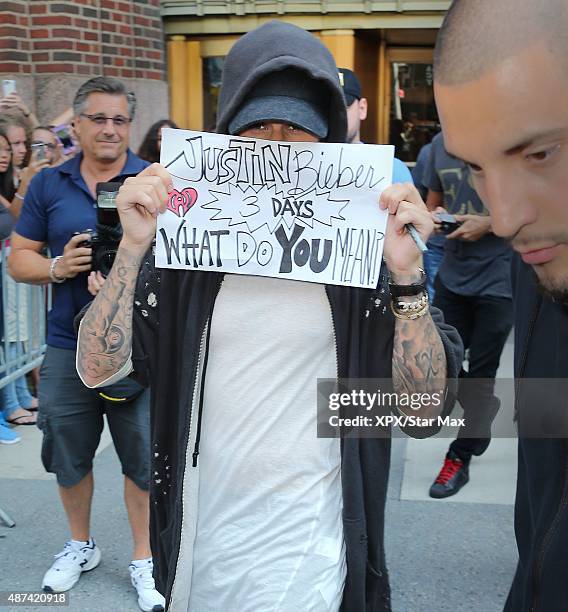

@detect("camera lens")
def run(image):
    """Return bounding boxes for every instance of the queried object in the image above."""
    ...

[99,249,118,277]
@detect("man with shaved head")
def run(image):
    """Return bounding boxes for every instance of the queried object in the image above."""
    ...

[434,1,568,610]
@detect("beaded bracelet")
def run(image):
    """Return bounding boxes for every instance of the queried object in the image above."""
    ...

[390,293,429,320]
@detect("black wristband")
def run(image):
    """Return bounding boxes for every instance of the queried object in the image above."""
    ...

[388,268,427,297]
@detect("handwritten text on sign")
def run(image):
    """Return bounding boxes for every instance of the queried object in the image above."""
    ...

[156,129,393,289]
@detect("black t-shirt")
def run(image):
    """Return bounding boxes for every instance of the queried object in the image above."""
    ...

[423,132,511,298]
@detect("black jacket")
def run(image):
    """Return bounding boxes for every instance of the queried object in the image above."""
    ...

[131,20,463,612]
[130,263,462,611]
[505,256,568,612]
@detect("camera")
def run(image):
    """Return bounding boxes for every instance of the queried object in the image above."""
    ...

[76,181,126,277]
[434,212,462,234]
[77,226,122,278]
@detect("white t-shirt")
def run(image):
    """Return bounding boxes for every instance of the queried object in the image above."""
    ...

[187,274,346,612]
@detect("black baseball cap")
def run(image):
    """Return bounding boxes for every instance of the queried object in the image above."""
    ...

[228,68,329,139]
[338,68,362,106]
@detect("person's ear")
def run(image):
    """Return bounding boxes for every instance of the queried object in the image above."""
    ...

[359,98,368,121]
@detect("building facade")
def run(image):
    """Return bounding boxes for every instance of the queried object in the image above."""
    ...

[161,0,451,161]
[0,1,450,159]
[0,0,169,149]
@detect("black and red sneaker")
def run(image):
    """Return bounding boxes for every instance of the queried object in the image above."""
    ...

[429,451,469,499]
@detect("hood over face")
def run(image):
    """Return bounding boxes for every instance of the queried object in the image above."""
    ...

[216,20,347,143]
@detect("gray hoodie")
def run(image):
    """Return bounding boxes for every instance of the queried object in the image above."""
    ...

[216,20,347,143]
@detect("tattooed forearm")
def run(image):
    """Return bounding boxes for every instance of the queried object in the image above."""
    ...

[77,246,144,386]
[392,312,447,418]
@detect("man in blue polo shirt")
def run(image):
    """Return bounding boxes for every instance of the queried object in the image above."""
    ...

[8,77,164,612]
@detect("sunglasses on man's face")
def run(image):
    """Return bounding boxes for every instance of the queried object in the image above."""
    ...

[80,113,132,127]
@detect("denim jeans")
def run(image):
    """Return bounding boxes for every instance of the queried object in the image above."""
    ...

[423,240,445,301]
[1,342,35,419]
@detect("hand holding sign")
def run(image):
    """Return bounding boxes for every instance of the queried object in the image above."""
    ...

[379,182,433,282]
[116,163,172,254]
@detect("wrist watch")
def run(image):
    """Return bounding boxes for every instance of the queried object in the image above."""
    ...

[49,256,66,284]
[388,268,427,297]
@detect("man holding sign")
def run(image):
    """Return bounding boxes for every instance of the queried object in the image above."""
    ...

[77,21,462,612]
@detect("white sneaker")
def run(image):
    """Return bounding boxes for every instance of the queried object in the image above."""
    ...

[42,539,101,593]
[129,558,165,612]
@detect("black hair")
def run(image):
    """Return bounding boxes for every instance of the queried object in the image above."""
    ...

[137,119,179,164]
[0,126,15,202]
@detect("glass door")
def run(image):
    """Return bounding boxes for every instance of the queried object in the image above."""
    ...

[386,48,439,164]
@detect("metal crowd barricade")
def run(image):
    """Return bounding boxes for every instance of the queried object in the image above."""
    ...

[0,239,49,528]
[0,240,49,387]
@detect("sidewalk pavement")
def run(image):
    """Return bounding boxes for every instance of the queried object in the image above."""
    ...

[0,334,517,611]
[387,331,517,612]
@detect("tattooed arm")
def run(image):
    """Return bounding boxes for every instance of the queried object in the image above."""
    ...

[76,245,144,387]
[378,182,456,422]
[76,163,172,387]
[392,307,447,419]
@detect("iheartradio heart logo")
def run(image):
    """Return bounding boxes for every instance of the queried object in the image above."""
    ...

[167,187,198,217]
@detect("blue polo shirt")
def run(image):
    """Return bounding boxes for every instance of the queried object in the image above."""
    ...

[357,142,412,185]
[15,150,148,349]
[392,157,412,184]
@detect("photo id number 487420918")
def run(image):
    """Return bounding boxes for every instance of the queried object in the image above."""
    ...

[0,592,69,607]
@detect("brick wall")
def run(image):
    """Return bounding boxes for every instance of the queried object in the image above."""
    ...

[0,0,168,148]
[0,1,31,74]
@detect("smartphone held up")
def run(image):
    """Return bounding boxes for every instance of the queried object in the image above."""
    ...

[31,142,48,163]
[53,124,76,156]
[2,79,16,98]
[434,212,462,234]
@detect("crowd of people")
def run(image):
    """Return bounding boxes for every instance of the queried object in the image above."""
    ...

[0,93,174,442]
[1,0,567,610]
[0,77,180,610]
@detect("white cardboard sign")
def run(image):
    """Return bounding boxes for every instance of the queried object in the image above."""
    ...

[156,129,393,289]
